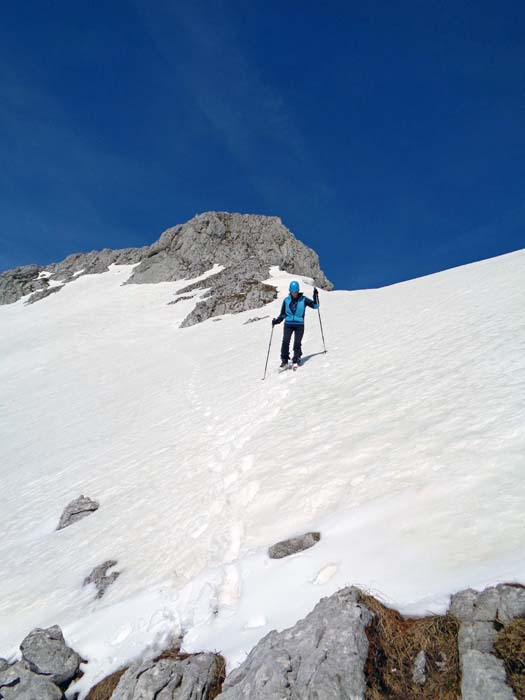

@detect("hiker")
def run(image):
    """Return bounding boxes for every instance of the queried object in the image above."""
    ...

[272,281,319,369]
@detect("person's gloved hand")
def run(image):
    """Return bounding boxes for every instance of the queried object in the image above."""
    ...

[272,318,279,326]
[313,288,319,304]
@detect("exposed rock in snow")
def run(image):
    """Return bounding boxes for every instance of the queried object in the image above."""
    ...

[0,264,47,304]
[20,624,81,687]
[57,495,99,530]
[268,531,321,559]
[176,259,278,328]
[217,587,372,699]
[111,652,224,700]
[25,285,64,305]
[83,560,121,599]
[243,315,269,324]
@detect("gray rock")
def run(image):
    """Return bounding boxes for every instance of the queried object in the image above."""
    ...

[461,650,515,700]
[450,584,525,626]
[128,212,330,287]
[25,284,65,305]
[130,213,331,326]
[0,213,332,327]
[0,658,8,673]
[243,316,269,324]
[0,661,63,700]
[84,560,121,598]
[20,624,81,688]
[449,588,479,621]
[458,621,497,655]
[0,264,46,304]
[217,586,373,699]
[412,649,427,685]
[268,532,321,559]
[111,652,223,700]
[494,583,525,623]
[450,585,521,700]
[0,247,148,306]
[57,495,99,530]
[167,295,197,305]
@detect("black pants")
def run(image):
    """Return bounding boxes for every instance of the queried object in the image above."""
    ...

[281,324,304,363]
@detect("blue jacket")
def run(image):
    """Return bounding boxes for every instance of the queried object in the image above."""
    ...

[275,293,318,326]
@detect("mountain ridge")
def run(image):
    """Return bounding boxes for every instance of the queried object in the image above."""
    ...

[0,212,332,327]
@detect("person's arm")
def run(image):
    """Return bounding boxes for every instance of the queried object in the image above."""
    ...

[304,291,319,310]
[272,300,286,325]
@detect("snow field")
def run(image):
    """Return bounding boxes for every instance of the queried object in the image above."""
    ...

[0,251,524,697]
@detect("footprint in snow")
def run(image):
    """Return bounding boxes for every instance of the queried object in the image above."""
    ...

[311,563,339,585]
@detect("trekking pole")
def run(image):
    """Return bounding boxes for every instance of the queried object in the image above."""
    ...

[262,325,274,380]
[317,307,327,353]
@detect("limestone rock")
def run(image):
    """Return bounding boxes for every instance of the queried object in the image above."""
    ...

[0,661,63,700]
[268,532,321,559]
[461,649,515,700]
[412,649,427,685]
[1,212,332,328]
[84,560,121,598]
[20,624,81,688]
[450,585,523,700]
[0,264,46,304]
[57,495,99,530]
[217,587,373,699]
[111,652,223,700]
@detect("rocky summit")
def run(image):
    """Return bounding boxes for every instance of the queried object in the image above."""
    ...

[0,212,332,326]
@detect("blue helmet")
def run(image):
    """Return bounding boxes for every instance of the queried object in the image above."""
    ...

[289,280,300,293]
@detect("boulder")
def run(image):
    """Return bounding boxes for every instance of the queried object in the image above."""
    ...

[0,661,63,700]
[20,624,81,688]
[217,586,373,699]
[268,532,321,559]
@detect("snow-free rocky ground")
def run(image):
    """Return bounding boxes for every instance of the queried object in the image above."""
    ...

[1,250,524,697]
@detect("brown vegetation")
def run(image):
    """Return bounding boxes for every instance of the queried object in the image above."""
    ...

[86,668,127,700]
[359,591,461,700]
[494,617,525,700]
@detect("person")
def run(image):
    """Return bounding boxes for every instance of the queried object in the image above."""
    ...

[272,281,319,368]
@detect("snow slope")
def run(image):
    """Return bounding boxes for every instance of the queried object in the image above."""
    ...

[1,251,524,696]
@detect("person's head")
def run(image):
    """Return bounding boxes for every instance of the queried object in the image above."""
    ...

[289,280,300,298]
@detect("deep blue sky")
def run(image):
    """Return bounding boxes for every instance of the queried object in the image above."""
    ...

[1,1,523,289]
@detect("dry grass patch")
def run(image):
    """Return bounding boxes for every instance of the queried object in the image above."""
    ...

[494,617,525,700]
[359,591,460,700]
[86,667,127,700]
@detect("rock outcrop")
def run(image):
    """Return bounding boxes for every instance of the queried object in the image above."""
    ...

[450,584,525,700]
[0,212,332,326]
[111,652,224,700]
[217,587,372,699]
